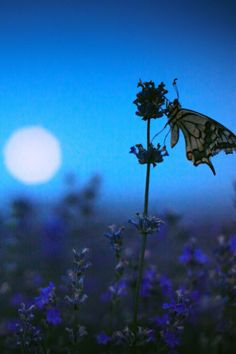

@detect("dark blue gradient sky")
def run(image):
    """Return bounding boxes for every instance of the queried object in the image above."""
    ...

[0,0,235,223]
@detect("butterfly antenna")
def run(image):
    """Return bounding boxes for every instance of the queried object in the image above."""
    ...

[151,125,168,143]
[173,78,180,100]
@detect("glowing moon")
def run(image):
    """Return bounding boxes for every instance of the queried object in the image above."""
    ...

[3,126,62,184]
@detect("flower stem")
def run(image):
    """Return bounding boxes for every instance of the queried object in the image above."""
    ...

[132,118,151,331]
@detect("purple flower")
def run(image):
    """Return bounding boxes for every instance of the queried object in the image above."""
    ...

[133,80,168,120]
[128,213,164,236]
[179,243,208,265]
[5,319,20,332]
[162,302,172,310]
[141,267,157,297]
[159,275,173,297]
[109,279,128,297]
[154,313,170,327]
[229,235,236,255]
[46,308,62,325]
[129,143,168,167]
[35,282,55,309]
[10,293,25,307]
[96,331,111,345]
[104,225,125,258]
[194,249,208,264]
[163,331,180,348]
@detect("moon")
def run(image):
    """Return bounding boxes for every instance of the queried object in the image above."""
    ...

[3,126,62,184]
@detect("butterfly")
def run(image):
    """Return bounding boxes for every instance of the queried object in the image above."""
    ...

[165,98,236,175]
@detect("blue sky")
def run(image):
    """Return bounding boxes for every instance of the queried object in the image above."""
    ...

[0,0,235,223]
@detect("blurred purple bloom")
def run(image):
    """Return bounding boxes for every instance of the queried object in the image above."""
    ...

[179,245,208,265]
[32,273,43,287]
[159,275,173,297]
[141,267,157,297]
[100,290,112,303]
[229,235,236,254]
[35,282,55,309]
[104,224,125,258]
[10,293,25,307]
[96,331,111,345]
[162,302,172,310]
[112,326,155,346]
[42,216,66,259]
[16,303,42,347]
[109,279,128,297]
[154,313,170,327]
[194,249,208,264]
[163,331,180,348]
[162,290,191,316]
[5,319,20,332]
[46,308,62,325]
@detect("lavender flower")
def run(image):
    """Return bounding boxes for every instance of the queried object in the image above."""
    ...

[155,289,192,353]
[179,238,209,291]
[140,267,158,298]
[65,248,91,309]
[129,212,164,236]
[112,326,155,347]
[46,307,62,325]
[109,278,128,298]
[179,239,208,266]
[104,224,125,259]
[64,248,90,346]
[159,275,173,298]
[35,281,55,309]
[214,234,236,301]
[229,235,236,255]
[133,80,168,120]
[96,331,111,345]
[15,303,42,350]
[130,143,168,167]
[65,325,87,344]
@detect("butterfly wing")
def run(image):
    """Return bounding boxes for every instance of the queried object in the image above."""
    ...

[170,121,180,148]
[169,108,236,175]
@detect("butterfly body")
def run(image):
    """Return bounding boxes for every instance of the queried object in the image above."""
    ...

[166,99,236,175]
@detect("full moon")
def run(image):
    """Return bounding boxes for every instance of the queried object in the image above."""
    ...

[3,126,62,184]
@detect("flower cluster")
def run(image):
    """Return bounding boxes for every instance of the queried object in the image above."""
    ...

[104,224,125,259]
[15,303,42,351]
[35,281,55,309]
[64,248,90,345]
[214,234,236,302]
[112,326,155,347]
[155,289,192,353]
[65,248,91,309]
[179,238,208,266]
[35,281,62,326]
[103,226,128,315]
[179,238,209,290]
[129,213,164,236]
[140,266,158,298]
[65,325,88,345]
[133,80,168,120]
[130,143,169,167]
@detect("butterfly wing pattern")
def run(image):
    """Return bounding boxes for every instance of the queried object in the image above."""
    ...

[167,100,236,175]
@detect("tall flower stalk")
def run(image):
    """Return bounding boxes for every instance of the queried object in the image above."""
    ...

[130,80,168,332]
[133,118,151,330]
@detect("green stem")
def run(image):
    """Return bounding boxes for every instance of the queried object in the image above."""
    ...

[132,118,151,332]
